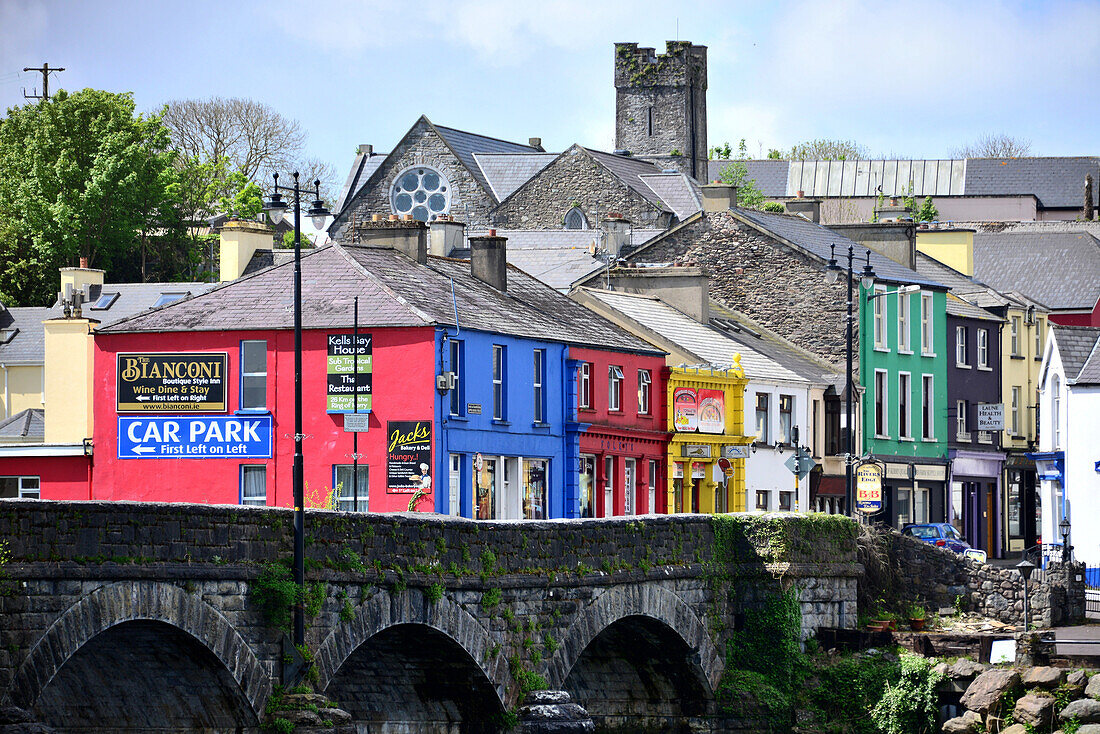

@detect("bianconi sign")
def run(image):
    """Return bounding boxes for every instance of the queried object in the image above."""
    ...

[117,353,227,412]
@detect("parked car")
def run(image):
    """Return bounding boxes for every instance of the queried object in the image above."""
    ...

[902,523,987,562]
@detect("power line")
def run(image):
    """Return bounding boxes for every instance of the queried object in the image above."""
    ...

[22,62,65,101]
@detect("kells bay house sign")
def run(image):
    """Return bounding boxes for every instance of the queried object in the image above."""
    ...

[327,334,373,413]
[116,353,227,412]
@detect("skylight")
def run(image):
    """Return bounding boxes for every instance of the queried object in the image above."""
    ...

[153,292,188,308]
[0,328,18,345]
[90,292,119,310]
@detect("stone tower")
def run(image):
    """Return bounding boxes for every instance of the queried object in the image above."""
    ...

[614,41,708,182]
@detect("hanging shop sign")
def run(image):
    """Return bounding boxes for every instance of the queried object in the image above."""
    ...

[117,415,271,459]
[386,421,432,494]
[673,387,699,432]
[116,353,227,412]
[855,461,885,514]
[723,444,750,459]
[326,334,372,414]
[697,389,725,434]
[977,403,1005,431]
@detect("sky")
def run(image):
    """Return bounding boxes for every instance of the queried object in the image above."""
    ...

[2,0,1099,189]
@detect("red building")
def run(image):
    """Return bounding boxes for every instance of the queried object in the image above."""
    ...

[572,346,669,517]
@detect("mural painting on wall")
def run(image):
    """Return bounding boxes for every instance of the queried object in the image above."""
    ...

[387,421,432,494]
[674,387,699,432]
[697,389,725,434]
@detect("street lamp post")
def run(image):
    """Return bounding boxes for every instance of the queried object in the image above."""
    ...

[1017,559,1036,632]
[263,173,330,649]
[1060,516,1072,564]
[825,245,876,517]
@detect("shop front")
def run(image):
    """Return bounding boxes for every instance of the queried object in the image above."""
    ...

[880,460,948,529]
[578,428,668,517]
[664,366,752,514]
[1003,454,1040,554]
[949,449,1006,558]
[465,453,551,520]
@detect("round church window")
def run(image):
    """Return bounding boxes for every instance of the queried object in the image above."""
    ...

[390,166,451,221]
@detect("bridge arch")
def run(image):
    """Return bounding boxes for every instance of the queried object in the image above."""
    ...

[7,580,268,724]
[547,584,722,724]
[316,588,508,724]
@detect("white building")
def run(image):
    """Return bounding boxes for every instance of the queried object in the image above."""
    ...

[1035,325,1100,566]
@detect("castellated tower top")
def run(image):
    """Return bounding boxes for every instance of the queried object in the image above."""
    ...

[614,41,708,183]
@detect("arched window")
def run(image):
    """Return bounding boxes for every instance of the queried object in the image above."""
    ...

[564,207,588,230]
[390,166,451,221]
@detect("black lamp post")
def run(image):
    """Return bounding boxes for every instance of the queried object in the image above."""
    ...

[1060,516,1072,564]
[1016,559,1035,631]
[825,244,876,517]
[263,172,330,649]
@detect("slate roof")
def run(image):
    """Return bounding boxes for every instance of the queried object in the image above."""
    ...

[433,123,541,198]
[99,243,661,355]
[1076,335,1100,386]
[1052,325,1100,385]
[0,409,43,441]
[0,306,52,364]
[579,288,817,385]
[707,159,789,196]
[639,174,703,220]
[972,231,1100,311]
[965,157,1100,209]
[334,150,388,216]
[913,253,1004,322]
[243,249,297,275]
[584,149,669,210]
[733,209,946,288]
[473,153,558,201]
[60,281,216,328]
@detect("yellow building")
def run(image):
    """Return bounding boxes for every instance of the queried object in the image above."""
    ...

[916,229,976,276]
[665,365,752,514]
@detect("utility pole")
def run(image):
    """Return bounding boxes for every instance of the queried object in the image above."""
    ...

[22,63,65,101]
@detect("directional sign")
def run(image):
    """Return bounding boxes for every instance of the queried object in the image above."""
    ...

[118,416,272,460]
[784,450,815,479]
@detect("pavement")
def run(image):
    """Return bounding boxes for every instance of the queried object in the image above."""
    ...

[1050,623,1100,658]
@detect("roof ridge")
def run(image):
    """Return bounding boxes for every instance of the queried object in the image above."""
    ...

[431,123,538,150]
[332,244,437,325]
[708,301,843,376]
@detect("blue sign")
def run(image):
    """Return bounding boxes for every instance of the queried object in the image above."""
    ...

[118,415,273,460]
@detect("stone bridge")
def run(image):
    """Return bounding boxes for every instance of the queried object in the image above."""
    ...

[0,501,860,732]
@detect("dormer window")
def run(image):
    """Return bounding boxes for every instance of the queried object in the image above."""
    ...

[153,292,188,308]
[564,207,588,230]
[91,292,119,310]
[0,328,18,344]
[390,166,450,221]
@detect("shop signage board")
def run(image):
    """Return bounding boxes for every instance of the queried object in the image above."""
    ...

[386,421,432,494]
[673,387,698,432]
[326,334,372,414]
[855,461,884,514]
[117,353,227,412]
[343,413,370,432]
[117,415,272,459]
[977,403,1005,431]
[682,444,712,458]
[697,389,725,434]
[722,444,750,459]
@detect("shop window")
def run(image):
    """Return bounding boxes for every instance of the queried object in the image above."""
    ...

[579,362,592,409]
[779,395,793,445]
[533,349,546,423]
[977,329,989,368]
[898,372,912,439]
[449,339,464,416]
[492,345,507,421]
[897,488,911,527]
[914,487,929,523]
[874,370,888,438]
[579,455,596,518]
[672,462,684,513]
[523,458,547,520]
[637,370,651,415]
[240,466,266,506]
[608,366,623,412]
[755,393,770,444]
[922,375,934,440]
[240,340,267,410]
[0,476,39,499]
[755,491,769,511]
[956,326,969,366]
[333,465,368,512]
[623,459,636,516]
[648,459,658,514]
[474,457,497,520]
[603,456,615,517]
[921,293,934,355]
[779,491,793,512]
[898,291,911,352]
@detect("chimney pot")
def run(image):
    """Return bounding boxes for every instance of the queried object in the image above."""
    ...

[389,214,398,222]
[489,228,497,236]
[79,257,88,269]
[358,144,373,156]
[700,183,737,213]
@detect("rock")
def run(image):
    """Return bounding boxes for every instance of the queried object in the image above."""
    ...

[1022,666,1064,689]
[323,708,352,725]
[1060,698,1100,724]
[1014,693,1056,727]
[279,709,323,727]
[0,710,32,726]
[517,690,595,733]
[1001,725,1028,734]
[948,659,988,679]
[942,710,983,734]
[1077,726,1100,734]
[283,693,330,708]
[1087,673,1100,699]
[933,661,950,677]
[527,690,573,705]
[961,669,1021,714]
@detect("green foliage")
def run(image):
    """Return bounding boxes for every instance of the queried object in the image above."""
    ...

[304,581,325,617]
[251,563,300,631]
[1065,716,1083,734]
[915,196,938,222]
[264,717,294,733]
[763,201,786,213]
[426,582,444,605]
[767,148,783,160]
[514,668,547,696]
[787,138,870,161]
[868,654,943,734]
[801,650,902,734]
[0,540,14,597]
[481,587,502,610]
[339,599,355,623]
[544,632,559,654]
[216,169,263,219]
[716,140,766,209]
[709,141,733,159]
[670,148,682,156]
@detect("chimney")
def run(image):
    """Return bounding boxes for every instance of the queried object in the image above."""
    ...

[219,220,274,282]
[602,213,631,259]
[528,137,544,152]
[701,183,736,213]
[59,262,106,305]
[43,315,98,444]
[605,266,710,323]
[355,219,428,264]
[785,197,821,223]
[358,144,373,156]
[469,231,508,291]
[429,215,466,257]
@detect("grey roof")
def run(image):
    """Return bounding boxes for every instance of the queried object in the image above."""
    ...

[965,157,1100,209]
[733,209,946,288]
[1052,325,1100,385]
[707,159,789,197]
[433,123,540,198]
[946,293,1002,322]
[243,249,297,276]
[913,253,1005,322]
[99,242,661,355]
[1076,336,1100,385]
[473,153,557,201]
[0,409,43,441]
[972,231,1100,311]
[0,306,52,364]
[58,281,216,328]
[639,174,702,220]
[584,149,668,210]
[580,289,815,385]
[334,151,387,216]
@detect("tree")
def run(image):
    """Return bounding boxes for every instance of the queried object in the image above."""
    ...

[951,133,1032,158]
[717,140,766,209]
[787,139,870,161]
[0,89,177,305]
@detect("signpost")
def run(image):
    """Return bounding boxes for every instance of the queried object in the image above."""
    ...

[117,353,226,412]
[784,449,815,480]
[117,415,272,459]
[855,461,885,514]
[326,334,372,413]
[977,403,1005,431]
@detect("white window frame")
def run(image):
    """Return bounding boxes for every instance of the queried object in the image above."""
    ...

[623,458,636,516]
[898,291,912,353]
[779,394,794,445]
[755,393,770,444]
[921,293,934,356]
[449,339,464,417]
[603,456,614,518]
[873,285,888,350]
[1011,316,1021,356]
[1052,374,1062,449]
[1011,386,1021,436]
[608,365,624,412]
[977,329,989,369]
[898,372,912,440]
[647,459,658,514]
[240,465,266,506]
[533,349,545,424]
[637,369,651,415]
[333,464,369,512]
[240,340,267,411]
[922,374,935,440]
[579,362,591,409]
[956,399,968,438]
[492,345,506,421]
[0,476,40,499]
[956,326,969,367]
[1034,318,1043,359]
[874,369,889,438]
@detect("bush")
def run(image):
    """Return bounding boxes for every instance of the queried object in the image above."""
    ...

[252,563,299,631]
[763,201,786,213]
[869,654,943,734]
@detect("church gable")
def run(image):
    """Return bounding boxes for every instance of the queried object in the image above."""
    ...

[330,117,498,240]
[492,145,671,230]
